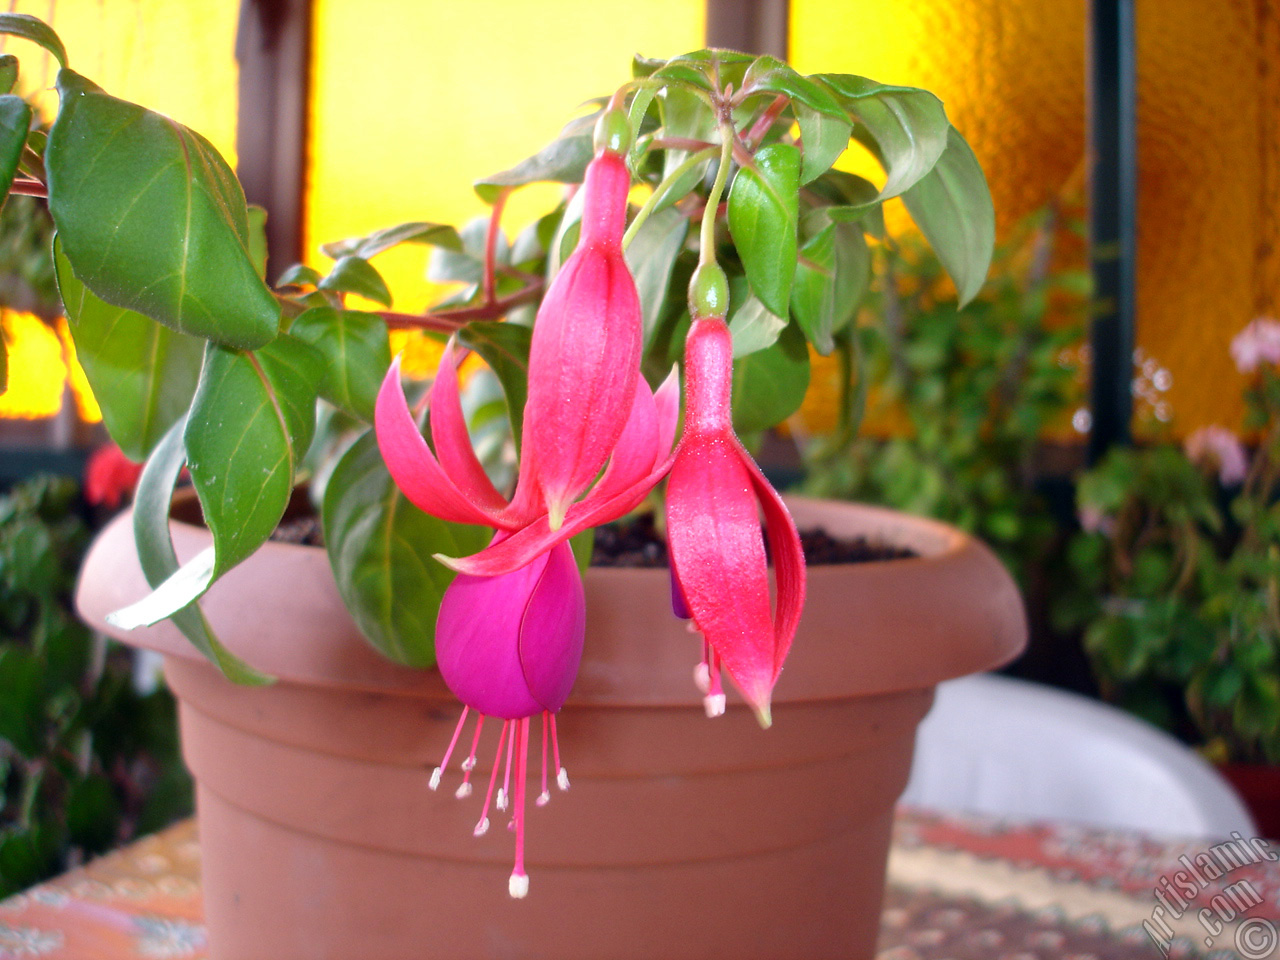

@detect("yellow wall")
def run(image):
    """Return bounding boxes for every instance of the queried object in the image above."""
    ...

[306,0,706,314]
[792,0,1280,436]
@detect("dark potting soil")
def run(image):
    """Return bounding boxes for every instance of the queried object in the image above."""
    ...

[269,509,917,566]
[590,512,916,567]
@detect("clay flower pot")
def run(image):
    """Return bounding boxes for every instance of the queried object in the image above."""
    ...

[76,496,1025,960]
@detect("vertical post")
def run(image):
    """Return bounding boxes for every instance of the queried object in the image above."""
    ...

[704,0,789,58]
[1086,0,1138,461]
[235,0,312,280]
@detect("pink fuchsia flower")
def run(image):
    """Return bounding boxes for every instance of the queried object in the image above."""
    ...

[665,316,806,728]
[523,145,642,530]
[1230,317,1280,373]
[1184,425,1249,486]
[84,442,143,509]
[429,536,584,899]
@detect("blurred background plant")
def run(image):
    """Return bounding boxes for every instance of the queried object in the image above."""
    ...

[798,199,1091,585]
[1056,318,1280,766]
[0,473,190,897]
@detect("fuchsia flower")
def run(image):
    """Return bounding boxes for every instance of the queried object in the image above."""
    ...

[1230,317,1280,373]
[665,316,806,728]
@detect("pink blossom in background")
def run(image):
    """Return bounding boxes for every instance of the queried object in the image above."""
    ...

[1229,317,1280,373]
[1078,505,1115,537]
[1184,425,1249,486]
[84,443,143,509]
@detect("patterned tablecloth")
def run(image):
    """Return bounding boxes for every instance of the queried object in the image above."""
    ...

[2,807,1277,959]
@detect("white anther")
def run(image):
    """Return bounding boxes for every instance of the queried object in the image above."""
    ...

[557,767,571,791]
[495,787,508,811]
[461,756,476,772]
[455,781,473,799]
[508,873,529,899]
[428,767,443,791]
[536,790,551,807]
[704,693,727,718]
[473,817,490,837]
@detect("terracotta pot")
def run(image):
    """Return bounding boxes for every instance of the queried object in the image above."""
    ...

[76,497,1025,960]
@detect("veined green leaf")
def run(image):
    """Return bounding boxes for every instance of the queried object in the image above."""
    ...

[457,320,531,454]
[727,141,800,317]
[318,255,392,308]
[475,114,595,204]
[817,74,949,201]
[121,416,270,684]
[795,105,851,185]
[729,294,787,358]
[185,335,324,585]
[791,220,870,354]
[55,237,203,461]
[0,95,30,200]
[289,306,390,423]
[731,321,810,434]
[321,221,462,260]
[901,126,995,306]
[275,263,323,289]
[742,56,845,119]
[659,86,715,211]
[47,70,279,349]
[322,430,489,667]
[625,205,688,351]
[0,14,67,69]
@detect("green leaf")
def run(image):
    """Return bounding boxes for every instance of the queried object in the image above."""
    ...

[65,773,121,854]
[795,105,851,185]
[625,205,688,350]
[791,221,869,354]
[317,255,392,308]
[0,14,68,69]
[475,114,595,204]
[246,204,268,279]
[901,126,995,306]
[0,55,18,95]
[321,221,462,260]
[0,94,30,200]
[660,87,715,209]
[731,322,810,434]
[288,306,390,422]
[729,294,786,358]
[275,263,323,288]
[727,141,799,317]
[456,320,531,454]
[322,429,489,667]
[742,56,845,118]
[817,74,949,200]
[0,647,42,756]
[810,170,885,236]
[46,70,279,350]
[126,415,270,684]
[55,237,203,461]
[185,336,323,581]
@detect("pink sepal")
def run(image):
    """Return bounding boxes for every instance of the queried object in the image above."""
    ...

[429,342,509,514]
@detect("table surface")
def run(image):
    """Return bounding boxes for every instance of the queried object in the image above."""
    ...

[1,807,1277,959]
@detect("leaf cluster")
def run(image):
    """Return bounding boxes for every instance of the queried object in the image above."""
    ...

[0,18,995,681]
[0,475,190,896]
[1057,376,1280,762]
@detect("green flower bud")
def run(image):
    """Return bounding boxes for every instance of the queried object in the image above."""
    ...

[688,263,729,321]
[593,108,632,156]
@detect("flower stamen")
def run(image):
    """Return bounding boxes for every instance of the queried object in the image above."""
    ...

[537,711,552,806]
[509,717,531,899]
[550,713,570,791]
[429,705,471,791]
[456,714,486,799]
[474,719,510,836]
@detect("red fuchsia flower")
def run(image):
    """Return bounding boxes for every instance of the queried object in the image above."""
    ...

[84,442,144,510]
[1230,317,1280,373]
[1185,425,1249,486]
[664,313,806,728]
[522,129,642,531]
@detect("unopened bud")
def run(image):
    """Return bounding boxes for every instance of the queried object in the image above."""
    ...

[688,263,729,321]
[594,107,632,156]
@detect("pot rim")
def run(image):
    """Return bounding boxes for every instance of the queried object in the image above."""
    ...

[75,495,1027,705]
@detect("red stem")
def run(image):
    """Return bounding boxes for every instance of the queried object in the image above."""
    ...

[9,178,46,198]
[744,95,789,149]
[379,279,545,331]
[484,190,510,306]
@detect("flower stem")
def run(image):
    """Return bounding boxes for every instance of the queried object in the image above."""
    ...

[621,146,717,251]
[483,189,511,306]
[699,123,735,268]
